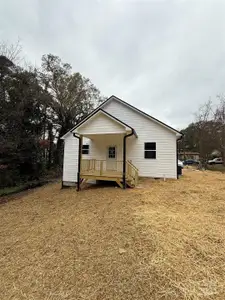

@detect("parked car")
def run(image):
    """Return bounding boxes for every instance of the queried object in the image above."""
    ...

[183,159,200,166]
[207,158,223,165]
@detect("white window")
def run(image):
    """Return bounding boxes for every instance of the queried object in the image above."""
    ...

[82,144,89,155]
[108,146,116,159]
[144,142,156,159]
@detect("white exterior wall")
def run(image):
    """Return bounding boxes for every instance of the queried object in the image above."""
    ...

[103,100,177,179]
[77,113,126,135]
[62,133,123,184]
[62,134,90,184]
[62,98,178,184]
[88,134,123,161]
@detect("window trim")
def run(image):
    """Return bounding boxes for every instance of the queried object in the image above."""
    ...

[82,144,89,155]
[144,142,156,159]
[107,146,117,159]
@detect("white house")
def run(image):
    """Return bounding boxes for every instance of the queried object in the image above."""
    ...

[61,95,182,190]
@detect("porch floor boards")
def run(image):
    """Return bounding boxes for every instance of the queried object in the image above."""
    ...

[80,169,124,180]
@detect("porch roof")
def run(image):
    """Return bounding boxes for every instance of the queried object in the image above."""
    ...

[73,109,137,137]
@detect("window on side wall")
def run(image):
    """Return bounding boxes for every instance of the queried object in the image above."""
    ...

[82,144,89,155]
[144,142,156,159]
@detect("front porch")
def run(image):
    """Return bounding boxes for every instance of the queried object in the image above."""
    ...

[80,159,139,189]
[73,108,139,190]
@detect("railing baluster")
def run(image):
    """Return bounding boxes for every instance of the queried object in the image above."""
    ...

[80,159,138,185]
[126,160,139,186]
[100,161,103,175]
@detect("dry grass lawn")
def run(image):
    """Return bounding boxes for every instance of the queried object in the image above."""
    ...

[0,170,225,300]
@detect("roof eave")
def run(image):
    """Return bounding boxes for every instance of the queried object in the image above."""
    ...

[61,95,182,139]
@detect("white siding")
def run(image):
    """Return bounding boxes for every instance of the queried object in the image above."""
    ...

[63,134,90,184]
[62,98,178,182]
[103,100,177,178]
[77,112,126,135]
[87,134,123,162]
[62,133,123,184]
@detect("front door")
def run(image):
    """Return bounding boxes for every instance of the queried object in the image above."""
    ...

[106,146,117,171]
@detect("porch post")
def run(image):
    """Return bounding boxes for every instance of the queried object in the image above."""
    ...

[73,133,83,191]
[78,135,83,191]
[123,129,134,189]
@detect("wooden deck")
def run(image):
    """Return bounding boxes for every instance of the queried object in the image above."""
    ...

[80,159,139,189]
[81,169,123,179]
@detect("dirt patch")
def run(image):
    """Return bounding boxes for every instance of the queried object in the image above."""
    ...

[0,170,224,299]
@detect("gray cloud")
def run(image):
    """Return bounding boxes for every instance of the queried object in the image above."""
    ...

[1,0,225,129]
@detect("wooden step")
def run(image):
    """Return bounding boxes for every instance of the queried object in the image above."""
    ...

[126,181,135,188]
[126,178,136,188]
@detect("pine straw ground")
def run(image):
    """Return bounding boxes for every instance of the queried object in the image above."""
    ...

[0,170,225,300]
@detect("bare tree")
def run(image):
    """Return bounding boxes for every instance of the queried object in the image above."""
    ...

[195,100,218,167]
[40,54,104,165]
[0,40,22,64]
[214,95,225,165]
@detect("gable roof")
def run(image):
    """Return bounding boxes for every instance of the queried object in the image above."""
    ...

[74,108,137,137]
[61,95,182,139]
[105,95,182,135]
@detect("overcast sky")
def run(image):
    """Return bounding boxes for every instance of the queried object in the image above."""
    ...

[1,0,225,130]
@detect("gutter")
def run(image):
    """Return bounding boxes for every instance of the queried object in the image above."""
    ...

[123,129,135,189]
[73,133,82,191]
[176,135,183,179]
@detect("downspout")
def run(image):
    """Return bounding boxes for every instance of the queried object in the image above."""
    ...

[73,133,82,191]
[123,129,134,189]
[61,139,65,189]
[176,135,183,179]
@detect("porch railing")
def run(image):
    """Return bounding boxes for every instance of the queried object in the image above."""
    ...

[81,159,139,186]
[126,160,139,186]
[81,159,123,176]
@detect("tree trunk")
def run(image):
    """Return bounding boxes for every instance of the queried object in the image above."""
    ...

[54,127,66,166]
[47,123,53,169]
